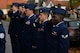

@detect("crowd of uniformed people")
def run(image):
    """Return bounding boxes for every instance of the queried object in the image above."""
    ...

[0,2,70,53]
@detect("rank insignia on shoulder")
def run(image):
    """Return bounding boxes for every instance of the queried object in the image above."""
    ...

[25,20,30,25]
[61,34,68,39]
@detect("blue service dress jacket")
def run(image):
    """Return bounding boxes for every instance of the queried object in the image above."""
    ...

[0,22,5,53]
[8,11,19,35]
[37,20,48,53]
[21,14,38,53]
[16,12,25,35]
[47,21,69,53]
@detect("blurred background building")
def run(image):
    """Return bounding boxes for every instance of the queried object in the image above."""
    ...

[0,0,80,9]
[0,0,28,9]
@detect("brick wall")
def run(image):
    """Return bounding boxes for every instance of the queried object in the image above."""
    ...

[0,0,7,9]
[0,0,69,9]
[0,0,27,9]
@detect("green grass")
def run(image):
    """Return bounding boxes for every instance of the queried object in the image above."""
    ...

[6,17,10,22]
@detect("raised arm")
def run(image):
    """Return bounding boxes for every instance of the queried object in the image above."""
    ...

[45,0,51,6]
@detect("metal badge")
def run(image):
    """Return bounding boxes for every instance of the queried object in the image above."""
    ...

[33,23,36,27]
[25,20,30,25]
[40,10,42,12]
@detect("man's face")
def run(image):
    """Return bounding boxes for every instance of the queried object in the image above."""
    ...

[38,13,47,22]
[26,0,28,3]
[12,6,18,11]
[51,14,61,24]
[19,7,25,13]
[25,8,32,16]
[19,7,23,12]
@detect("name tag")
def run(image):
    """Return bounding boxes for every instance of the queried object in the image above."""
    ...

[38,28,44,31]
